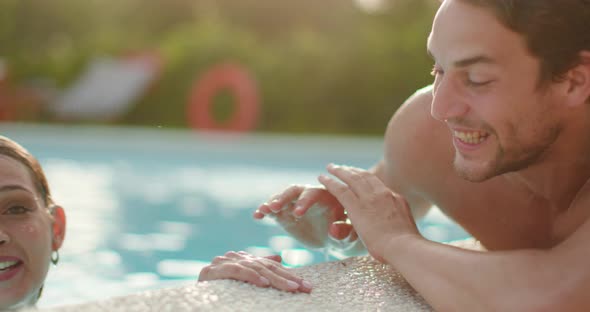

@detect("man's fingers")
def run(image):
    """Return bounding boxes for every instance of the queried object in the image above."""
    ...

[253,209,265,219]
[363,172,388,190]
[254,185,304,218]
[268,185,305,212]
[332,203,347,221]
[318,174,357,205]
[255,185,332,219]
[329,221,354,240]
[326,164,375,196]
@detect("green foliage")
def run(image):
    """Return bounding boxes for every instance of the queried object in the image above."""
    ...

[0,0,438,135]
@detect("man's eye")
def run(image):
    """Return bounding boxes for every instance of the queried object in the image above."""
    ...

[466,79,493,87]
[3,206,31,215]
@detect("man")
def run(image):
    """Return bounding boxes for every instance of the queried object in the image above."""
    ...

[199,0,590,309]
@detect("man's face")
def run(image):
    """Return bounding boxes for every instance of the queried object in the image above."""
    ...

[427,0,565,182]
[0,156,53,309]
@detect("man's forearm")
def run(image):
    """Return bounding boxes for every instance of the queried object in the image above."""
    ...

[384,236,558,311]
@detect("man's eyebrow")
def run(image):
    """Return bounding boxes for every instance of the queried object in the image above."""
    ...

[453,55,496,68]
[426,49,496,68]
[0,185,33,194]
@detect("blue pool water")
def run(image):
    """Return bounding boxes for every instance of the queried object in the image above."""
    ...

[0,124,469,307]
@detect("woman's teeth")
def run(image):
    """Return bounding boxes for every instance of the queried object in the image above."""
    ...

[454,130,489,144]
[0,261,19,271]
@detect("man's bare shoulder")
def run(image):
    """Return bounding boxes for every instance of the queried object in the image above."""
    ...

[382,86,456,194]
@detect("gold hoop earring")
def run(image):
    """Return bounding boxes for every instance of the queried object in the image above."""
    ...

[51,250,60,265]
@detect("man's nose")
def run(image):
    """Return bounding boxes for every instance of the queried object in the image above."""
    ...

[430,79,469,122]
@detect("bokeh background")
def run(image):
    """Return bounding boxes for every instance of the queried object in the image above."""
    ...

[0,1,465,307]
[0,0,438,135]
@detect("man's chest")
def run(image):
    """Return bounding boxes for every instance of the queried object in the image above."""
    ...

[433,185,589,251]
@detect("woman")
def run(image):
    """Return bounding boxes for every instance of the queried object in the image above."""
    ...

[0,135,66,310]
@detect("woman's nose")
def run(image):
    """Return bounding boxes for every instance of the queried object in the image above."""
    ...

[0,229,9,245]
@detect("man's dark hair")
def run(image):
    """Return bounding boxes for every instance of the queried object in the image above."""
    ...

[459,0,590,86]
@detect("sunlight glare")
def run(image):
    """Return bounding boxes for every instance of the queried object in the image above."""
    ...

[354,0,385,13]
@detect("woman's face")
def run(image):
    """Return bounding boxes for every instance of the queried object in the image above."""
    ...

[0,155,65,309]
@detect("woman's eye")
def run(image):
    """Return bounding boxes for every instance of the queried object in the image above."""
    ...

[3,205,31,215]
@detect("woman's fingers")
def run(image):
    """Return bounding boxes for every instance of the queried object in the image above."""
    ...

[199,252,312,293]
[264,255,282,262]
[199,263,272,287]
[242,260,311,293]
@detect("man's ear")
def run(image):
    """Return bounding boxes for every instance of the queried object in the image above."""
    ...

[564,51,590,107]
[51,205,66,250]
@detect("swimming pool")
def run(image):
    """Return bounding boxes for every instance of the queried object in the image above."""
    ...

[0,123,469,308]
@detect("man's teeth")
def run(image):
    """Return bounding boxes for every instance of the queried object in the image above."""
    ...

[0,261,18,270]
[454,131,488,144]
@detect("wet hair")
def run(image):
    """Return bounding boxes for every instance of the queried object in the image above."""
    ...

[0,136,53,206]
[457,0,590,86]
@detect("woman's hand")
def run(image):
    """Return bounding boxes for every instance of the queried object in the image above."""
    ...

[318,164,421,263]
[198,251,313,293]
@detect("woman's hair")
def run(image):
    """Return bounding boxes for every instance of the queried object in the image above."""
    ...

[0,136,53,206]
[458,0,590,86]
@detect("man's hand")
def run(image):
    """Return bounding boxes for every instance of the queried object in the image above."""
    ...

[318,163,421,263]
[254,184,341,219]
[253,184,358,244]
[198,251,312,293]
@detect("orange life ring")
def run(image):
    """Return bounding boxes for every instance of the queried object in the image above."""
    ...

[0,92,14,121]
[188,63,259,132]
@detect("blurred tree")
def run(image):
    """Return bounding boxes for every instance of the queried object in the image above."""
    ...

[0,0,439,135]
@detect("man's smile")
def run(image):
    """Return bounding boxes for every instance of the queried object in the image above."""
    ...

[453,129,490,145]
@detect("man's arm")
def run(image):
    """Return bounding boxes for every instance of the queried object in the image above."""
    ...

[320,163,590,311]
[322,87,438,257]
[385,219,590,312]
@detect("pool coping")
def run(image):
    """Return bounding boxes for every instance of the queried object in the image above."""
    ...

[34,240,481,312]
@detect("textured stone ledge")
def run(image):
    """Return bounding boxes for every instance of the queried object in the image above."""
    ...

[35,239,480,312]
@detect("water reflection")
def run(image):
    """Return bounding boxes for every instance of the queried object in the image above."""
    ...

[1,126,470,308]
[281,249,315,267]
[39,159,328,307]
